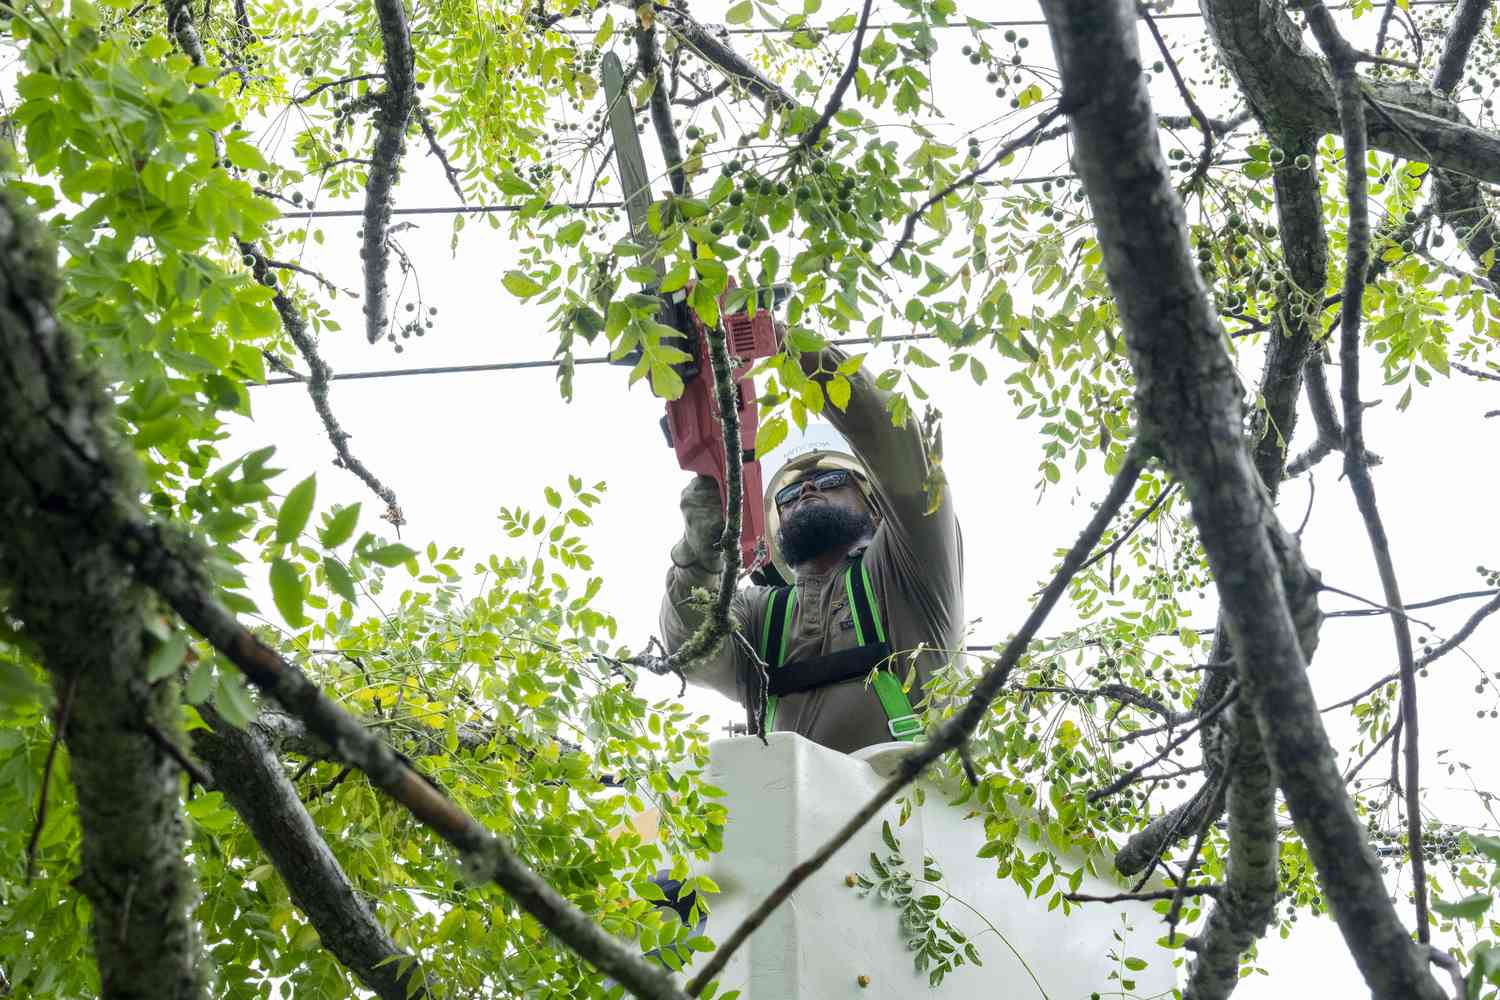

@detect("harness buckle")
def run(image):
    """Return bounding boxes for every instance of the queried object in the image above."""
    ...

[886,714,923,740]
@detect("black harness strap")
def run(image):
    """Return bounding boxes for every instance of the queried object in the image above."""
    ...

[763,587,793,667]
[766,641,894,697]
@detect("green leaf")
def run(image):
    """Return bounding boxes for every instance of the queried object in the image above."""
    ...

[725,0,752,23]
[269,558,307,627]
[882,819,900,852]
[276,475,317,546]
[594,12,614,47]
[324,557,357,603]
[186,657,216,704]
[1433,893,1493,922]
[1467,834,1500,864]
[558,219,586,245]
[147,632,190,682]
[1123,956,1149,971]
[318,503,361,549]
[367,543,418,567]
[503,270,544,298]
[755,415,788,457]
[214,671,258,728]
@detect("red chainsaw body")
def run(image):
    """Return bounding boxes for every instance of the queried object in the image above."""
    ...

[662,282,779,573]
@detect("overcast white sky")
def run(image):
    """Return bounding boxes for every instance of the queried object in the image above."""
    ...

[226,3,1500,994]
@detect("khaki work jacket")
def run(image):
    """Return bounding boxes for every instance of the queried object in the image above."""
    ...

[659,348,964,753]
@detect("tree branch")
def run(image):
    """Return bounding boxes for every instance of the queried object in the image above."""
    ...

[417,103,464,202]
[1039,3,1443,996]
[0,188,210,999]
[192,708,429,999]
[361,0,417,344]
[1432,0,1493,95]
[796,0,873,154]
[683,445,1148,995]
[1303,0,1429,943]
[240,242,405,527]
[888,105,1067,262]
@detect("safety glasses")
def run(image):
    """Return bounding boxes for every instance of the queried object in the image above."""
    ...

[775,469,854,510]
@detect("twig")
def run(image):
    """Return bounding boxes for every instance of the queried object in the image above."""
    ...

[888,105,1067,262]
[361,0,417,343]
[1323,590,1500,715]
[143,718,214,788]
[796,0,874,154]
[239,242,405,526]
[1374,0,1400,59]
[684,445,1148,995]
[1139,6,1213,192]
[1013,683,1192,725]
[1455,362,1500,382]
[1087,684,1239,803]
[263,257,340,295]
[1066,885,1221,904]
[1321,583,1435,630]
[295,73,386,104]
[1166,772,1224,937]
[417,104,465,203]
[1078,482,1177,574]
[25,672,79,883]
[307,764,355,801]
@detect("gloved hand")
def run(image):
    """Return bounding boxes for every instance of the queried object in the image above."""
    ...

[671,475,726,573]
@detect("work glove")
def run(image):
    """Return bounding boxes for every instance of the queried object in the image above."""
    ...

[671,475,726,574]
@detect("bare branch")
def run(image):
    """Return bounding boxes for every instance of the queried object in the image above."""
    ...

[1140,6,1214,192]
[1303,0,1429,943]
[1067,886,1221,904]
[797,0,873,154]
[295,73,387,105]
[240,242,405,526]
[417,104,464,201]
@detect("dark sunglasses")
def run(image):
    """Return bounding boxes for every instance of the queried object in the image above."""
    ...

[775,469,854,509]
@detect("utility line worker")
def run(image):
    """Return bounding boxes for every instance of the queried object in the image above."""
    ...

[661,346,963,753]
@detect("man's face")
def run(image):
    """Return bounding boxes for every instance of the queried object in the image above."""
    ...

[775,469,875,568]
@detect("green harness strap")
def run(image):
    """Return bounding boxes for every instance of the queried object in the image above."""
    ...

[758,557,920,742]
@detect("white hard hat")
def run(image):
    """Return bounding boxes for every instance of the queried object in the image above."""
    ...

[761,421,877,581]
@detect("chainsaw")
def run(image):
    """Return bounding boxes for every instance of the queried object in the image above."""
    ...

[601,52,783,579]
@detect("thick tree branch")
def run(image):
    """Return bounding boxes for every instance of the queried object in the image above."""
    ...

[1183,705,1278,1000]
[0,191,209,1000]
[652,6,794,111]
[192,708,428,1000]
[361,0,417,344]
[683,446,1147,995]
[1039,3,1443,997]
[635,21,686,197]
[1201,0,1500,184]
[1432,0,1493,95]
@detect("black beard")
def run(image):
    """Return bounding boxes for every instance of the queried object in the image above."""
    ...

[777,504,874,568]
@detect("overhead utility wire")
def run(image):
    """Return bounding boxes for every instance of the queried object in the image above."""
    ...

[254,334,941,386]
[541,0,1456,35]
[280,158,1250,221]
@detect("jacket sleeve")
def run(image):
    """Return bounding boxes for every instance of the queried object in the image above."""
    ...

[806,346,961,610]
[658,476,762,705]
[659,561,760,705]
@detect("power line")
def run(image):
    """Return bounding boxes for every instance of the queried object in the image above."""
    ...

[253,334,941,386]
[279,159,1251,221]
[544,0,1457,35]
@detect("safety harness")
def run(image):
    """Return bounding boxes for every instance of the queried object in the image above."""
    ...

[757,554,922,742]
